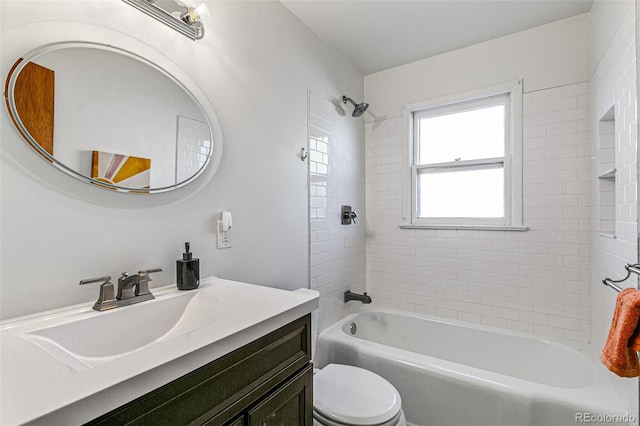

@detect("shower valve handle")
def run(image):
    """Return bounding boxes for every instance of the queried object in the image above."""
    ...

[349,210,358,224]
[341,205,358,225]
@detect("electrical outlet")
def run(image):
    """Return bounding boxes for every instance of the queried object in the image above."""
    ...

[217,220,232,248]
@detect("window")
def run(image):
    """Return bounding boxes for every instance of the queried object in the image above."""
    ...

[404,81,524,230]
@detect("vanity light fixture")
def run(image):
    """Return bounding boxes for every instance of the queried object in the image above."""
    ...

[122,0,207,40]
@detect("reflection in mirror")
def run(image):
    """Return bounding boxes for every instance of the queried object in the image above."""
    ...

[5,43,216,193]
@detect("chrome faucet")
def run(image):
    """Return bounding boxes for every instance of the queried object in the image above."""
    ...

[80,268,162,311]
[344,290,372,304]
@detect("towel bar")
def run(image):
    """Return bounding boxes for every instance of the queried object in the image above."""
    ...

[602,278,624,293]
[602,263,640,293]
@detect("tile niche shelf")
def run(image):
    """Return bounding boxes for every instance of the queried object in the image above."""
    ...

[597,167,616,239]
[597,168,616,179]
[597,108,615,239]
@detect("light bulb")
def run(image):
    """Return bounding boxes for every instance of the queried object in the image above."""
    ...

[194,3,209,17]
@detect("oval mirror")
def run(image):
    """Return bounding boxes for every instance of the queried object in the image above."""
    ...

[4,42,221,193]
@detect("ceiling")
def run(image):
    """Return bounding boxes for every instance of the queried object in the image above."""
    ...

[282,0,594,75]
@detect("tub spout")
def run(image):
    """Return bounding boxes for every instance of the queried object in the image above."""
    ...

[344,290,372,304]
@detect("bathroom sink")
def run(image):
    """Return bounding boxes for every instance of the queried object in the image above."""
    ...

[21,281,264,371]
[1,277,318,426]
[23,291,197,370]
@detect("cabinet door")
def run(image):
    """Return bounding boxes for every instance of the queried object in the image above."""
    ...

[247,366,313,426]
[223,416,244,426]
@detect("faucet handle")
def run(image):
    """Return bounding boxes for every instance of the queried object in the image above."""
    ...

[79,275,112,286]
[79,275,118,311]
[137,268,162,297]
[138,268,162,275]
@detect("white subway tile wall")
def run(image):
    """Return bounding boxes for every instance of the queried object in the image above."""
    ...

[176,116,211,184]
[309,95,366,332]
[365,80,594,342]
[590,4,638,413]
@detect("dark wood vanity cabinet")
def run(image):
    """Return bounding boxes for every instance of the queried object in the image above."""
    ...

[245,366,312,425]
[86,314,313,426]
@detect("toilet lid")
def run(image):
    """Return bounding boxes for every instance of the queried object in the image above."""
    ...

[314,364,402,426]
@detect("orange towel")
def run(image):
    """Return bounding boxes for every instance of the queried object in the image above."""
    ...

[601,288,640,377]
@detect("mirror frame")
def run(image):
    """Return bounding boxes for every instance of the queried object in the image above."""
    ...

[4,40,223,195]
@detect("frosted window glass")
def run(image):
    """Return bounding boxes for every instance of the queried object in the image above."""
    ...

[417,167,504,218]
[418,105,505,164]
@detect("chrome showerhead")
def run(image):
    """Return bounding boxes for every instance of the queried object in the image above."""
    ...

[342,95,369,118]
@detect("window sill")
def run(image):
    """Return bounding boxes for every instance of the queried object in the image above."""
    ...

[399,224,529,231]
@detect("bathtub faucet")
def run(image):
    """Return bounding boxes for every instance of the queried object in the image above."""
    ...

[344,290,372,304]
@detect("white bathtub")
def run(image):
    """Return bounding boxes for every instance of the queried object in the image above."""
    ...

[315,307,633,426]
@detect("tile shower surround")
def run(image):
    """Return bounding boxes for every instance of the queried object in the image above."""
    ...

[306,8,638,413]
[309,95,367,333]
[590,4,638,413]
[590,1,638,350]
[366,81,593,343]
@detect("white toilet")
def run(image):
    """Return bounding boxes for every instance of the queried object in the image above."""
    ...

[313,363,406,426]
[294,289,407,426]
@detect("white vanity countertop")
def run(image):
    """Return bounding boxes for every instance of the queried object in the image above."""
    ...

[0,277,318,425]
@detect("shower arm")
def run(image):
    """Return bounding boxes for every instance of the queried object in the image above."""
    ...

[342,96,357,107]
[341,95,369,117]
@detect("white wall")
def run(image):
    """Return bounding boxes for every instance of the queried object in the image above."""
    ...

[0,0,363,319]
[589,0,639,417]
[365,14,589,120]
[364,14,593,341]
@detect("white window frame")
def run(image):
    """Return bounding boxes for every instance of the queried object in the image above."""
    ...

[401,80,526,231]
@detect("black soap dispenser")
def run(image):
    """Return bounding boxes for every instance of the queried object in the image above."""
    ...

[177,242,199,290]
